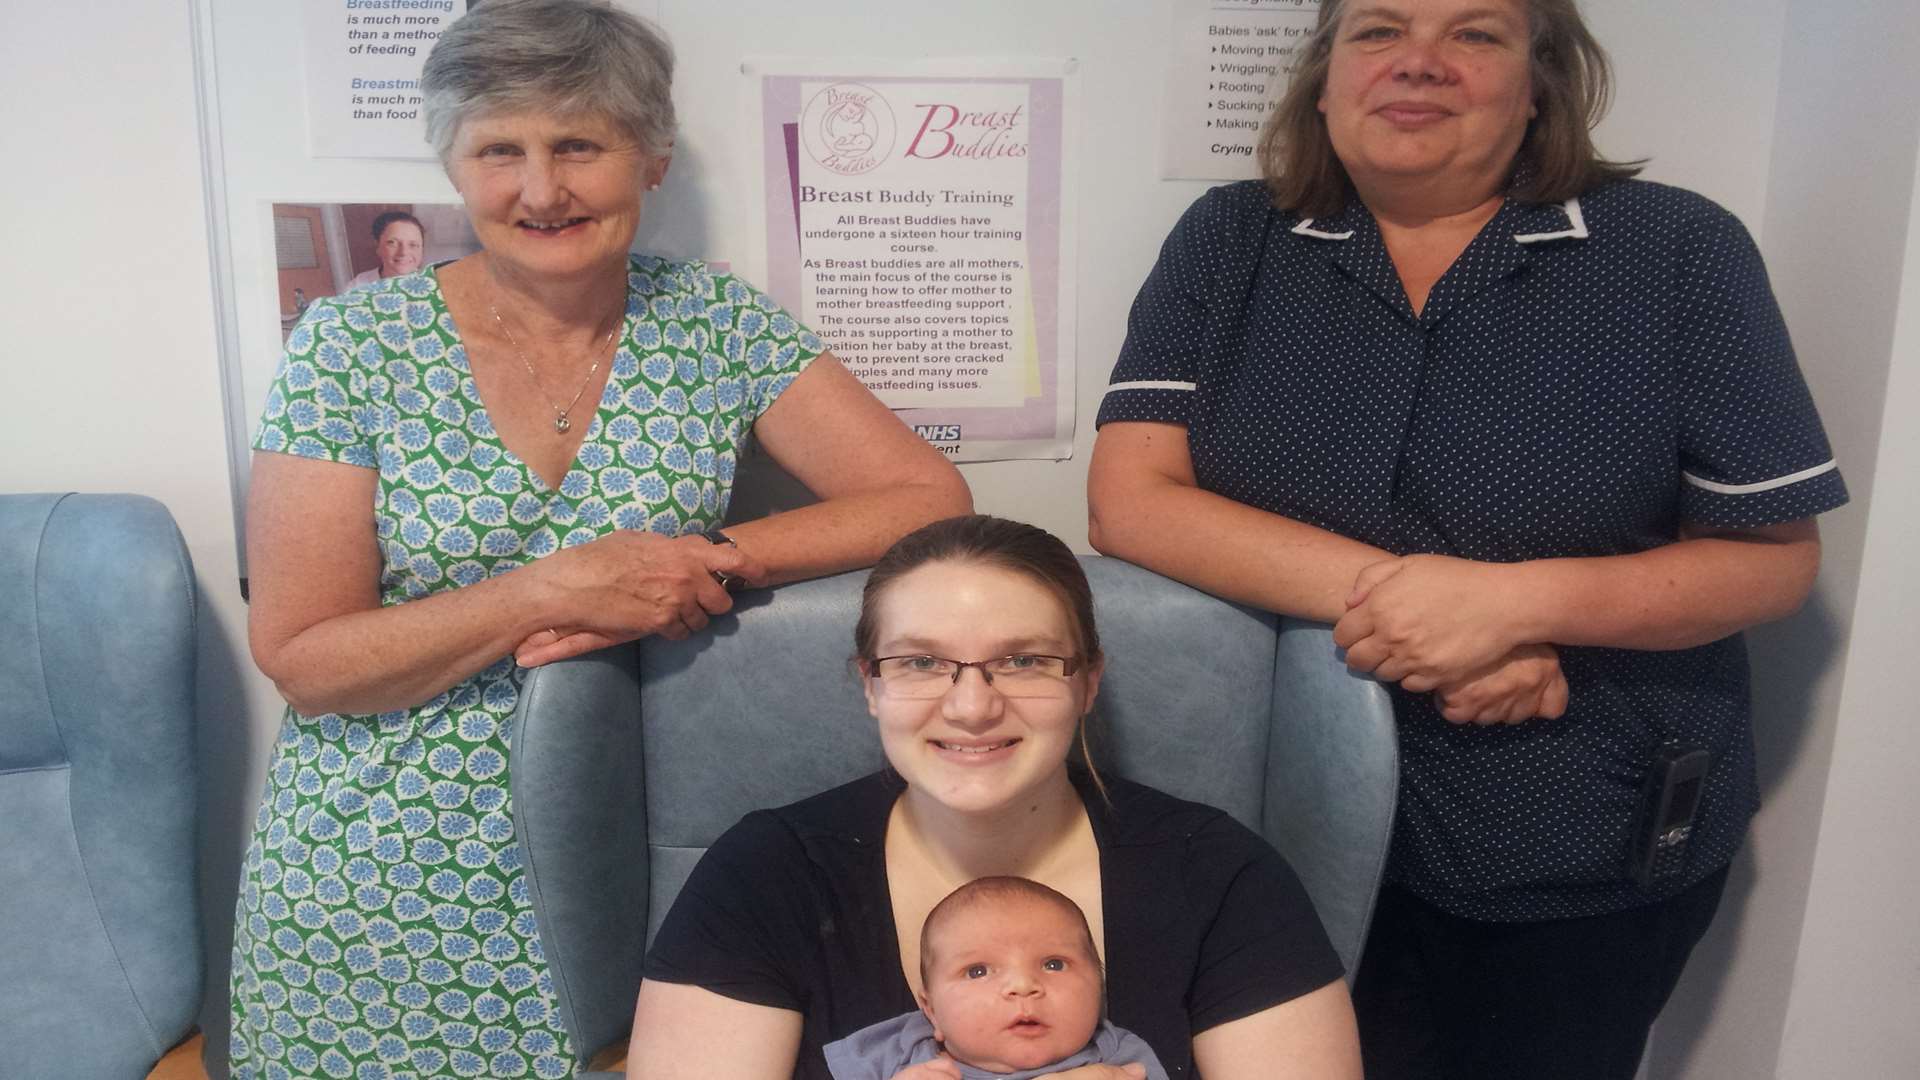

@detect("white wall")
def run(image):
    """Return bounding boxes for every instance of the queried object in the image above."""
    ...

[3,2,1913,1076]
[0,1,282,1075]
[1645,2,1920,1075]
[1771,118,1920,1080]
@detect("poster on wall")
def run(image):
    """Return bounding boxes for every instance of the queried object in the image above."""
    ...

[1160,0,1322,180]
[302,0,463,158]
[300,0,662,159]
[743,58,1079,462]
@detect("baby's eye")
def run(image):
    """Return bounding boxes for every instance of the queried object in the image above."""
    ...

[965,963,989,979]
[1042,958,1067,972]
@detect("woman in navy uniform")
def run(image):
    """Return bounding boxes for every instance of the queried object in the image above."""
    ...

[1089,2,1847,1077]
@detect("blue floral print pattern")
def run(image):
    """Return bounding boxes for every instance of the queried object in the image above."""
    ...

[231,256,820,1079]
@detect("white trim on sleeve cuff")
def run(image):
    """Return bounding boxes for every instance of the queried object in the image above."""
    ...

[1682,459,1838,495]
[1104,380,1198,395]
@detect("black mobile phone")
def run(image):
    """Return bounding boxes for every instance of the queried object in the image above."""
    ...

[1628,744,1712,887]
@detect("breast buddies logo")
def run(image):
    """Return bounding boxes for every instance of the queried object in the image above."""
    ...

[801,83,897,175]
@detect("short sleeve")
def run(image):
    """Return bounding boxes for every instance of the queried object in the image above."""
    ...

[1184,814,1345,1034]
[253,297,380,468]
[641,811,815,1012]
[711,271,826,425]
[1097,183,1258,429]
[1674,207,1848,526]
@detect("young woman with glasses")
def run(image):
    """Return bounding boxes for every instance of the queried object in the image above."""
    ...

[628,515,1361,1079]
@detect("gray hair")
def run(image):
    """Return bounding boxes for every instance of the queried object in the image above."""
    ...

[421,0,676,161]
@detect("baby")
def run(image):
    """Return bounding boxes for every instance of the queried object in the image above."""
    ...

[824,877,1169,1080]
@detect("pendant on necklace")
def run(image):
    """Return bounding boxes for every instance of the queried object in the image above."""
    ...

[554,415,572,434]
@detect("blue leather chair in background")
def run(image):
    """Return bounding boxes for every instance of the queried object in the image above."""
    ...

[511,556,1399,1074]
[0,493,204,1078]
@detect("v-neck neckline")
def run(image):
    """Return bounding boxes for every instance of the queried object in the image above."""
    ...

[1318,198,1547,328]
[425,260,628,495]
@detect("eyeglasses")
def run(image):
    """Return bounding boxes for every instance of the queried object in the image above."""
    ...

[866,654,1081,699]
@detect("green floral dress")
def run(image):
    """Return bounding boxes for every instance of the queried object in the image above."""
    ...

[230,256,820,1080]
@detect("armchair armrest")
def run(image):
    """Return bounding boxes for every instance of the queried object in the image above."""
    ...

[513,649,650,1066]
[1266,619,1399,977]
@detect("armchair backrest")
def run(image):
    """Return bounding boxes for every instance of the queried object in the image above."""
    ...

[0,493,202,1079]
[512,556,1397,1065]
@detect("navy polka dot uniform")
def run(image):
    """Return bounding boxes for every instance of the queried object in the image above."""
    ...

[1097,179,1848,921]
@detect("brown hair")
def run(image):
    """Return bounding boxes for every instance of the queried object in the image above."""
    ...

[1258,0,1642,218]
[370,211,424,243]
[854,515,1101,667]
[854,515,1106,793]
[918,876,1102,991]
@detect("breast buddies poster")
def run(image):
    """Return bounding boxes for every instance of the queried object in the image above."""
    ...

[745,59,1079,462]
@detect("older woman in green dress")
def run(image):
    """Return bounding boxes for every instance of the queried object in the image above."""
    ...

[229,2,970,1077]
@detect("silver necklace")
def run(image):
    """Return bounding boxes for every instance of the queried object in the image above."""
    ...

[488,302,619,433]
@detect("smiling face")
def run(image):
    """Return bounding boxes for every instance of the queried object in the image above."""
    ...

[1319,0,1535,201]
[919,892,1104,1072]
[862,560,1101,818]
[444,108,666,285]
[374,219,425,278]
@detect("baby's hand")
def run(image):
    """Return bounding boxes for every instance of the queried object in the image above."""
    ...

[889,1057,963,1080]
[1037,1065,1147,1080]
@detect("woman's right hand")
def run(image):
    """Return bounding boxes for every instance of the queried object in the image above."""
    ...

[1428,643,1570,725]
[515,531,766,666]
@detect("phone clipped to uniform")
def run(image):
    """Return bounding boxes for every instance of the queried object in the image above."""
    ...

[1628,743,1712,887]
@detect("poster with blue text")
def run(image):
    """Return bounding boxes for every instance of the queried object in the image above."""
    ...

[303,0,463,158]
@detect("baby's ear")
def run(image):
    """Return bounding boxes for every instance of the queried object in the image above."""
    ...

[916,993,943,1042]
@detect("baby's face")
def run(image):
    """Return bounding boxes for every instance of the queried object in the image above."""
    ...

[920,896,1103,1072]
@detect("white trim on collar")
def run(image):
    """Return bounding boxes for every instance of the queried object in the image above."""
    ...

[1682,459,1838,496]
[1292,219,1355,241]
[1513,197,1589,244]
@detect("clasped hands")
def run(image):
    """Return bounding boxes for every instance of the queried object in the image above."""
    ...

[512,531,765,668]
[1333,555,1569,726]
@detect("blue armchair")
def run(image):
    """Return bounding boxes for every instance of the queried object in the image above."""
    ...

[0,493,204,1078]
[509,556,1398,1074]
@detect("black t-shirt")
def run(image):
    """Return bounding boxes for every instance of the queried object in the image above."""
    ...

[643,768,1343,1078]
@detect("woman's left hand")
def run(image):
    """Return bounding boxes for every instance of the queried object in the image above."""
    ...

[1333,555,1528,690]
[1430,644,1570,725]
